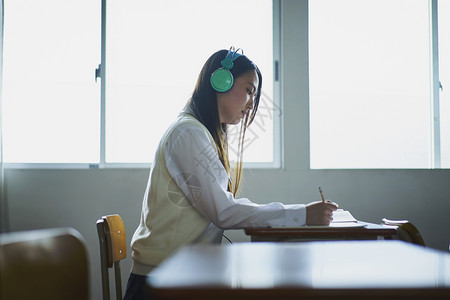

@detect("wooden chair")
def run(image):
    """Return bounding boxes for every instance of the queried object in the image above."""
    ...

[96,214,127,300]
[382,218,425,246]
[0,227,89,300]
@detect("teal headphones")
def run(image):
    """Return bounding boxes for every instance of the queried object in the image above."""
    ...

[210,47,243,92]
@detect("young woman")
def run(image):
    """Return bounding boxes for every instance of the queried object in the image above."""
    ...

[123,48,338,300]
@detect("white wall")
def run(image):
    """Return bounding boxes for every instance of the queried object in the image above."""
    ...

[4,1,450,299]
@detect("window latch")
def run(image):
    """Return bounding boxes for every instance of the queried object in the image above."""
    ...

[439,81,443,92]
[95,64,102,83]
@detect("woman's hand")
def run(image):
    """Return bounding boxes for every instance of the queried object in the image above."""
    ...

[306,200,338,225]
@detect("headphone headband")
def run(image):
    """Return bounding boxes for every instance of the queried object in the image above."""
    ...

[223,47,243,67]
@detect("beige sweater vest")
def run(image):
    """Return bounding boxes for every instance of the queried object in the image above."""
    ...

[130,114,220,274]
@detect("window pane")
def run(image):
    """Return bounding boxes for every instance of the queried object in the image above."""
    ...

[439,0,450,168]
[105,0,274,163]
[2,0,100,163]
[309,0,431,169]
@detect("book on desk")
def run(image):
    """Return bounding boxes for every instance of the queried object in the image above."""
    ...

[331,209,357,222]
[328,208,365,228]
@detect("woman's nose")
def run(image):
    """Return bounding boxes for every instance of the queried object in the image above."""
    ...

[247,97,254,110]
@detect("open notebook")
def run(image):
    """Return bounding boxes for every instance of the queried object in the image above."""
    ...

[329,209,365,227]
[332,209,357,222]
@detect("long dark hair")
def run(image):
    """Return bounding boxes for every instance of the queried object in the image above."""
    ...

[185,49,262,196]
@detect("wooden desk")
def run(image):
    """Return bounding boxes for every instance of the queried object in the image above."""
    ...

[146,240,450,300]
[245,222,397,242]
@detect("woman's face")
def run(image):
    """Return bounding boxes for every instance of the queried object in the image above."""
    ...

[217,70,259,125]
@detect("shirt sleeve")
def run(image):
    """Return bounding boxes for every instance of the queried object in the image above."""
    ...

[164,122,306,229]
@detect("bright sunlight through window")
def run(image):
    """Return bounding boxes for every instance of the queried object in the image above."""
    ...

[2,0,100,163]
[2,0,275,165]
[309,0,449,169]
[105,0,274,164]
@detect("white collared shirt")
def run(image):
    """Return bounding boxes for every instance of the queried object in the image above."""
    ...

[164,115,306,229]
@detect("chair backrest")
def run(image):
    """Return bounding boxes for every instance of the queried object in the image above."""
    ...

[97,214,127,300]
[0,227,89,300]
[382,218,425,246]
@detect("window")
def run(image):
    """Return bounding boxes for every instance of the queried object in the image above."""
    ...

[309,0,449,169]
[105,0,276,165]
[2,0,100,163]
[1,0,278,167]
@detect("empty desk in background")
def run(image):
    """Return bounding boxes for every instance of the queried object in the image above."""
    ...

[244,222,397,242]
[146,240,450,300]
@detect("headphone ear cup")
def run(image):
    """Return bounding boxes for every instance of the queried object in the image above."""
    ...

[210,68,234,92]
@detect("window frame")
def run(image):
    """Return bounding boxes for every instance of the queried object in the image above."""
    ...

[430,0,441,168]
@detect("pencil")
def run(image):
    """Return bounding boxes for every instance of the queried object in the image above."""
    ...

[319,187,325,203]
